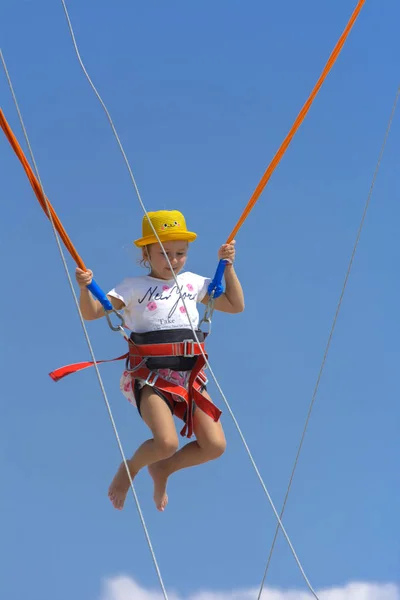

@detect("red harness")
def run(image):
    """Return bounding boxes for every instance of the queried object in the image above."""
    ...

[50,337,222,438]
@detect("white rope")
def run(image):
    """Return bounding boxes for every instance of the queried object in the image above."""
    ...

[257,84,400,599]
[58,2,319,597]
[0,49,170,600]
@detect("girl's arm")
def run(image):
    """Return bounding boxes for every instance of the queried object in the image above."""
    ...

[76,268,125,320]
[201,241,245,314]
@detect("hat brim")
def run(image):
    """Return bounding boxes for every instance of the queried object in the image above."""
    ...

[134,231,197,248]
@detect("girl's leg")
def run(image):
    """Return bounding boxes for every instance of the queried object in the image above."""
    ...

[108,386,178,510]
[148,391,226,510]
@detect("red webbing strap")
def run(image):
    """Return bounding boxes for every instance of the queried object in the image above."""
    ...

[129,340,206,358]
[131,357,221,438]
[48,341,221,437]
[49,353,129,382]
[49,346,221,437]
[50,339,206,382]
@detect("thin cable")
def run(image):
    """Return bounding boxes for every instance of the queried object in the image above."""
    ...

[258,84,400,599]
[59,2,319,596]
[0,49,170,600]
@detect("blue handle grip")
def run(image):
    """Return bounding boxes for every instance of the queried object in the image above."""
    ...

[208,259,228,299]
[87,279,113,312]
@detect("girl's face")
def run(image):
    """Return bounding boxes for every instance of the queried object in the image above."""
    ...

[144,240,188,279]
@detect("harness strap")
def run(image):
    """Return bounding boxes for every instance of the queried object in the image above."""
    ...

[131,361,221,438]
[50,339,206,382]
[49,338,222,438]
[130,340,206,359]
[49,353,128,382]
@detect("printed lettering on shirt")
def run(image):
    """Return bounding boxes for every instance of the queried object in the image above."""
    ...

[138,283,197,319]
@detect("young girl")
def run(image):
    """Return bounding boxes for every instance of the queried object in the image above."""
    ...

[75,210,244,511]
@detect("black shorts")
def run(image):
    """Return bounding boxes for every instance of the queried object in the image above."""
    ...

[134,378,207,419]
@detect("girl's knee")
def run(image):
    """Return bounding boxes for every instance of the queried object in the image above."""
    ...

[154,434,179,458]
[195,412,227,460]
[206,436,226,460]
[214,437,227,458]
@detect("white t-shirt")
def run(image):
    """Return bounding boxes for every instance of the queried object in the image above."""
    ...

[108,271,211,332]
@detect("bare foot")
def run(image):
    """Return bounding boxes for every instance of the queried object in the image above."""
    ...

[148,463,169,512]
[108,461,136,510]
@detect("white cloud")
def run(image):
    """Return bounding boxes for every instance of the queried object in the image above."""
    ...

[100,575,400,600]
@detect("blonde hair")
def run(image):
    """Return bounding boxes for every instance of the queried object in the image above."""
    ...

[139,245,151,269]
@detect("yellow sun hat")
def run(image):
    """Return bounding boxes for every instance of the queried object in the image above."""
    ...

[134,210,197,247]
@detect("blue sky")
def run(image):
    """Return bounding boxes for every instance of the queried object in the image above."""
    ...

[1,1,399,599]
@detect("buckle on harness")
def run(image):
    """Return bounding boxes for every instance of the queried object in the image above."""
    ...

[145,372,159,387]
[126,358,147,373]
[183,340,195,358]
